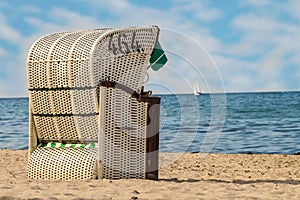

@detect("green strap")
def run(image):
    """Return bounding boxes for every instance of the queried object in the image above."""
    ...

[41,142,97,148]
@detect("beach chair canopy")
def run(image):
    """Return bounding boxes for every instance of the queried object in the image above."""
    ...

[27,26,165,180]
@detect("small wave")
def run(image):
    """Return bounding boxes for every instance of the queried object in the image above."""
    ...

[272,128,300,133]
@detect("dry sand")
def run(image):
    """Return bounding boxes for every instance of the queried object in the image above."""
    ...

[0,149,299,200]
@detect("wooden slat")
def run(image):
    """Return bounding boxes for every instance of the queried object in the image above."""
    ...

[145,96,160,180]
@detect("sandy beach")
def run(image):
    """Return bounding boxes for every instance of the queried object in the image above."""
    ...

[0,149,299,200]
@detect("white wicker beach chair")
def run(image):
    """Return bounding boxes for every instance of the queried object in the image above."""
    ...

[26,26,167,180]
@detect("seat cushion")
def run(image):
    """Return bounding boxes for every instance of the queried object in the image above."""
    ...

[27,147,97,179]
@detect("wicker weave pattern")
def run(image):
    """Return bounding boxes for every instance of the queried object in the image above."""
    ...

[28,31,106,141]
[27,26,159,179]
[27,147,97,179]
[99,88,147,179]
[92,28,157,91]
[28,27,158,142]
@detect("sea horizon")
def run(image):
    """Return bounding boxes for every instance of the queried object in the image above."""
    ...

[1,91,300,154]
[1,89,300,99]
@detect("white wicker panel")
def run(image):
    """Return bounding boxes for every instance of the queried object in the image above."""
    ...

[48,32,88,89]
[34,116,58,139]
[48,60,70,88]
[71,60,93,87]
[50,31,86,60]
[69,30,109,88]
[94,54,148,90]
[92,26,159,91]
[71,29,109,61]
[74,115,98,140]
[27,62,48,89]
[27,32,65,62]
[28,32,69,89]
[27,31,106,142]
[99,88,147,179]
[28,32,66,62]
[55,116,78,140]
[33,115,99,142]
[27,147,97,179]
[30,90,52,114]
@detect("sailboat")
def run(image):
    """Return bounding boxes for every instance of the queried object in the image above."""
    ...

[193,81,202,95]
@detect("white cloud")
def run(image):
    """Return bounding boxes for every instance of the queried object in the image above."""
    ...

[20,5,40,14]
[0,80,7,97]
[226,14,299,57]
[0,13,22,44]
[225,75,255,92]
[0,12,28,97]
[289,49,300,65]
[231,13,281,34]
[287,0,300,21]
[87,0,130,13]
[50,8,102,29]
[171,0,223,22]
[75,0,131,18]
[231,1,300,58]
[216,1,300,93]
[240,0,271,8]
[0,47,8,56]
[258,82,285,92]
[257,49,284,78]
[0,63,28,98]
[26,9,102,34]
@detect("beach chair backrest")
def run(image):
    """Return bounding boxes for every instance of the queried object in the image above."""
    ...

[27,26,160,148]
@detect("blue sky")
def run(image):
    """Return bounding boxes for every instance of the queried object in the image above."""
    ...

[0,0,300,97]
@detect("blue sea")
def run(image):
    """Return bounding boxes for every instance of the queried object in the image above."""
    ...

[0,92,300,154]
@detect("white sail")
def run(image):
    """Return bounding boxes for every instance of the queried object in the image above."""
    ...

[194,81,201,95]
